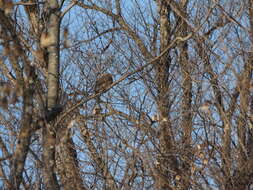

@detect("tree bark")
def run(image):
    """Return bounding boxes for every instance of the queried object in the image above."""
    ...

[42,0,61,189]
[177,1,192,189]
[0,11,36,190]
[154,1,177,189]
[56,123,87,190]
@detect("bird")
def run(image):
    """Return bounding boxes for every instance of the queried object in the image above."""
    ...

[94,73,113,103]
[94,73,113,93]
[92,73,113,118]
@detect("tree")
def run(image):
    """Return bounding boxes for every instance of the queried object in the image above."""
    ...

[0,0,252,189]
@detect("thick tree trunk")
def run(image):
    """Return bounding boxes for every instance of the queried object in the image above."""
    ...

[177,2,192,189]
[232,1,253,189]
[56,121,87,190]
[0,11,36,190]
[154,1,177,189]
[11,86,34,189]
[42,0,61,189]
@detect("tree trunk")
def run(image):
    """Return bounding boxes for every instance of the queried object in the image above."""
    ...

[42,0,61,189]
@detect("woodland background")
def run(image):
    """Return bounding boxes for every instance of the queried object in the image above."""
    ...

[0,0,253,189]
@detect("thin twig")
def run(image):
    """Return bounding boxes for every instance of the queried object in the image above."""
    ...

[60,1,77,18]
[55,33,192,126]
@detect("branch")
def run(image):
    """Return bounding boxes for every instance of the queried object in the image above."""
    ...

[60,1,77,18]
[115,0,121,15]
[73,27,121,46]
[54,33,192,126]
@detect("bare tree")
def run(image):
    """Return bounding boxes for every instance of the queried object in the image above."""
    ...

[0,0,253,189]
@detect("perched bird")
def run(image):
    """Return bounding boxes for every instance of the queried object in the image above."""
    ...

[94,73,113,103]
[94,73,113,93]
[92,73,113,118]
